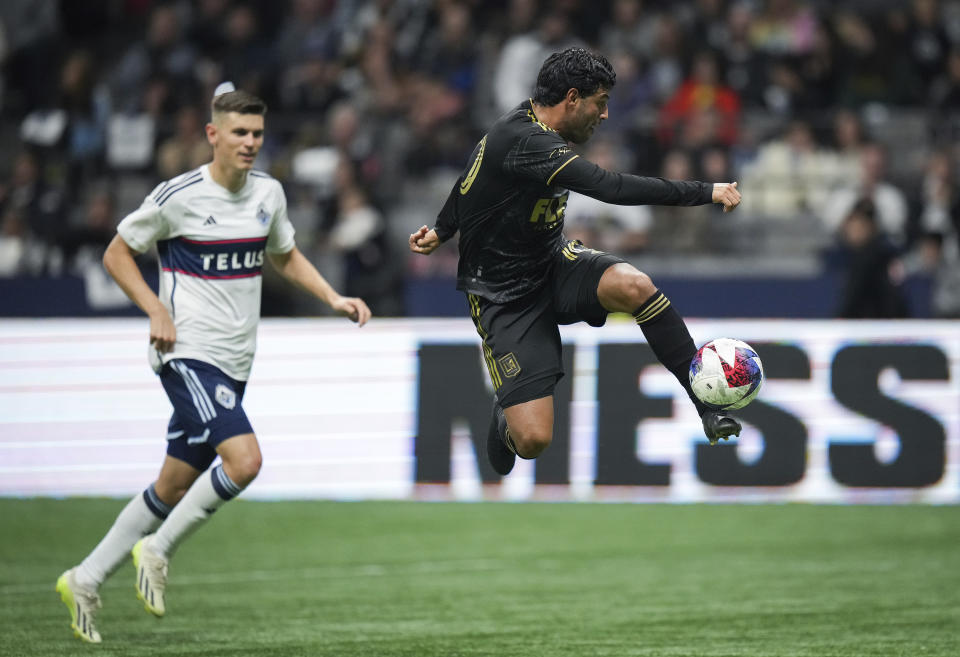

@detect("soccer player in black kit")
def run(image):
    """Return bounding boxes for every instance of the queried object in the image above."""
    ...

[409,48,744,475]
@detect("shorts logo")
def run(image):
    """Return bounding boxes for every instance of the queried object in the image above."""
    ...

[215,384,236,409]
[498,353,521,378]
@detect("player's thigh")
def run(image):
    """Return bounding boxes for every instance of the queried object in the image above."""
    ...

[160,358,254,472]
[467,291,563,408]
[551,240,626,325]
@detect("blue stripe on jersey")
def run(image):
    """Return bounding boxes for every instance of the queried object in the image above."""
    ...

[152,170,202,204]
[249,171,271,179]
[158,236,268,279]
[157,177,203,206]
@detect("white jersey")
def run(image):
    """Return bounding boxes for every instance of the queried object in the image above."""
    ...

[117,164,296,381]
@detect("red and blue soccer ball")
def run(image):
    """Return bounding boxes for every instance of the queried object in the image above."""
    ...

[689,338,764,410]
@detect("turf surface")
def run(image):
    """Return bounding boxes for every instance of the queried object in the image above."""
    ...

[2,499,958,656]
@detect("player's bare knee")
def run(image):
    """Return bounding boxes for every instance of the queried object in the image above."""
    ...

[512,427,553,459]
[224,452,262,487]
[627,271,657,307]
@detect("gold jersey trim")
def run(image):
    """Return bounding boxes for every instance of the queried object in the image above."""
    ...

[546,155,580,186]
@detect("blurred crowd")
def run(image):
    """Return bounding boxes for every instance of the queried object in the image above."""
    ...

[2,0,960,317]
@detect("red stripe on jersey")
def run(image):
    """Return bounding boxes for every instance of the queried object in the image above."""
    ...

[163,267,262,280]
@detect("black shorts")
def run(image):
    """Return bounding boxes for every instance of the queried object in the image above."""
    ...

[468,240,624,408]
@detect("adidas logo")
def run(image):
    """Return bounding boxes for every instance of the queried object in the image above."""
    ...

[203,215,217,226]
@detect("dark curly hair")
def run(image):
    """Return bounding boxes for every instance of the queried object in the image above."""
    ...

[532,48,616,106]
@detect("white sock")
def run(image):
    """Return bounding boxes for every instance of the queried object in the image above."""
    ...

[75,485,170,590]
[150,464,243,559]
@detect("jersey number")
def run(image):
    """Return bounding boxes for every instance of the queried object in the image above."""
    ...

[459,136,487,195]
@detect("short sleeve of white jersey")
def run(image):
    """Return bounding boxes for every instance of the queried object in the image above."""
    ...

[117,186,170,253]
[266,183,296,254]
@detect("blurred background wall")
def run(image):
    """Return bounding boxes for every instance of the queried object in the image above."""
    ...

[1,0,960,320]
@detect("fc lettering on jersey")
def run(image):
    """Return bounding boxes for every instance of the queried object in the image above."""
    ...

[158,236,268,279]
[528,192,569,228]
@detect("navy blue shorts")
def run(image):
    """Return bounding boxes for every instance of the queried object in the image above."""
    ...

[159,358,253,471]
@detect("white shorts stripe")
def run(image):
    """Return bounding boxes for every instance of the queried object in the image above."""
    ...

[184,365,218,420]
[172,362,209,422]
[172,361,215,422]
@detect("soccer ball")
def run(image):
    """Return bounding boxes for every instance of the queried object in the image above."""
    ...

[689,338,764,410]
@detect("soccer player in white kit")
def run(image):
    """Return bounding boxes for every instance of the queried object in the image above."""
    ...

[55,85,372,643]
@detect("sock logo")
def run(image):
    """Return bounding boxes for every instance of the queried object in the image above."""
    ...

[215,384,236,409]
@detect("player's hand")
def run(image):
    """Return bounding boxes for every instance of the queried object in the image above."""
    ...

[409,225,440,255]
[148,308,176,352]
[331,296,371,327]
[712,181,741,213]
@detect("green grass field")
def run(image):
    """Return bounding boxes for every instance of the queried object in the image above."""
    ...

[2,499,958,657]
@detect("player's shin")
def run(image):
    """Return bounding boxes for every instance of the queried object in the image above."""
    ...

[75,484,170,589]
[150,464,244,558]
[633,291,709,417]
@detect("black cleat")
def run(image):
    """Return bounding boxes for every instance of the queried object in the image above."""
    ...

[486,399,516,476]
[702,411,742,445]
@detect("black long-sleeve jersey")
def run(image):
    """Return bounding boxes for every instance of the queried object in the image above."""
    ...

[435,99,714,303]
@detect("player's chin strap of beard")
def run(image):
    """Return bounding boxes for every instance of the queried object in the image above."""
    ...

[213,81,236,97]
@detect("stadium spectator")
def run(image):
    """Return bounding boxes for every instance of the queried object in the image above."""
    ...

[828,198,909,318]
[110,5,198,113]
[156,104,211,180]
[0,149,65,255]
[648,148,711,252]
[658,49,741,148]
[58,184,116,272]
[597,0,660,61]
[821,141,909,246]
[217,5,275,105]
[491,9,582,115]
[912,150,960,242]
[738,119,836,220]
[716,1,768,108]
[897,0,952,103]
[55,87,370,644]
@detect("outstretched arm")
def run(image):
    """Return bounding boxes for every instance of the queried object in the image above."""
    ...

[553,156,741,211]
[268,247,371,326]
[103,234,176,352]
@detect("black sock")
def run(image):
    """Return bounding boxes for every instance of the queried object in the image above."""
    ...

[633,290,709,417]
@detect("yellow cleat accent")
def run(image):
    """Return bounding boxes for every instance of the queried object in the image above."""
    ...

[56,569,102,643]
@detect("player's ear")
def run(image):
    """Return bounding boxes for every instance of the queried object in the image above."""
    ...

[565,88,581,105]
[205,122,217,146]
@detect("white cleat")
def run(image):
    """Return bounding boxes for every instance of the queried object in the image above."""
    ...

[56,568,102,643]
[132,536,168,617]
